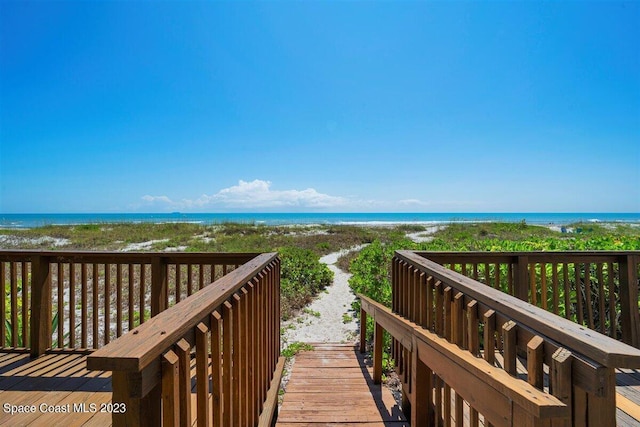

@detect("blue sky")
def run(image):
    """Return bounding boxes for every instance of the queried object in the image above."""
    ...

[1,1,638,213]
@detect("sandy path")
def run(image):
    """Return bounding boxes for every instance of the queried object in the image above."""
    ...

[280,245,367,345]
[405,225,446,243]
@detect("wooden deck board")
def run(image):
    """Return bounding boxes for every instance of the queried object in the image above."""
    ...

[616,368,640,424]
[277,344,408,426]
[503,353,640,425]
[0,352,112,426]
[0,347,637,426]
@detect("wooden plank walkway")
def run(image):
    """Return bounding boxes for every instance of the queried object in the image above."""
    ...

[0,349,638,426]
[277,343,408,426]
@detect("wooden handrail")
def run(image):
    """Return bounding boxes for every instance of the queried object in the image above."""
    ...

[85,252,281,426]
[0,251,261,354]
[396,250,640,368]
[359,294,569,426]
[392,250,640,426]
[413,250,640,261]
[87,252,277,372]
[415,250,640,347]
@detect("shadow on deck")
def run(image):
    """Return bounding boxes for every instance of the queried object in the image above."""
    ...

[0,350,112,426]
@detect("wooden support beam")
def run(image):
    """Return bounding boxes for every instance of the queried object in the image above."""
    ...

[30,255,51,357]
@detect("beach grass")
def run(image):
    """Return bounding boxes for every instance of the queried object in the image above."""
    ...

[0,222,407,253]
[0,222,413,320]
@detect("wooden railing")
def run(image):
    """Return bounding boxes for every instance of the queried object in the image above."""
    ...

[0,251,257,356]
[418,251,640,348]
[387,250,640,426]
[359,294,569,426]
[87,252,282,426]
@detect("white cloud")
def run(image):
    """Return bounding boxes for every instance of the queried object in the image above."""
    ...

[138,180,483,212]
[140,180,347,210]
[142,195,174,204]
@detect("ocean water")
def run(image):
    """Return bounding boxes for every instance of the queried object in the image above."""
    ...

[1,212,638,229]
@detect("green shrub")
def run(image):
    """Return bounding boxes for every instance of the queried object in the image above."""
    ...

[279,246,333,319]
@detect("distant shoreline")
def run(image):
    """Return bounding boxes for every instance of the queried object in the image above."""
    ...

[1,212,639,229]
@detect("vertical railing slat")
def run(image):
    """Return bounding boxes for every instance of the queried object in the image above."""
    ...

[69,263,76,347]
[93,263,99,348]
[607,262,616,338]
[502,320,517,376]
[552,263,559,315]
[175,338,192,427]
[222,300,233,426]
[231,293,242,427]
[467,300,479,357]
[0,261,5,347]
[597,263,606,334]
[128,264,134,331]
[426,276,433,331]
[585,263,594,329]
[527,335,544,389]
[105,263,111,345]
[541,262,547,310]
[240,287,250,426]
[81,263,88,348]
[162,350,180,427]
[250,279,259,424]
[575,264,584,326]
[140,264,146,324]
[210,311,223,427]
[57,262,64,348]
[483,310,496,366]
[563,263,570,320]
[529,263,537,307]
[196,322,209,427]
[10,262,17,347]
[22,262,29,348]
[116,263,122,337]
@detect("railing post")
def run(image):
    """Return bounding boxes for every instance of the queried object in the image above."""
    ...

[373,321,383,384]
[514,255,529,301]
[619,255,640,348]
[151,256,167,317]
[551,348,572,427]
[585,367,616,426]
[112,371,161,427]
[359,308,367,353]
[411,336,431,426]
[30,255,51,357]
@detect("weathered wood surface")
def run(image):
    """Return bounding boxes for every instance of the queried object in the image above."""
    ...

[277,344,408,426]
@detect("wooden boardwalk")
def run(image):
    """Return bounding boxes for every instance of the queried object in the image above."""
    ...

[0,348,638,425]
[277,343,408,426]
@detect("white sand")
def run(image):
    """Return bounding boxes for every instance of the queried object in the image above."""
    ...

[122,239,169,251]
[280,224,448,345]
[280,245,367,345]
[0,235,70,247]
[405,225,446,243]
